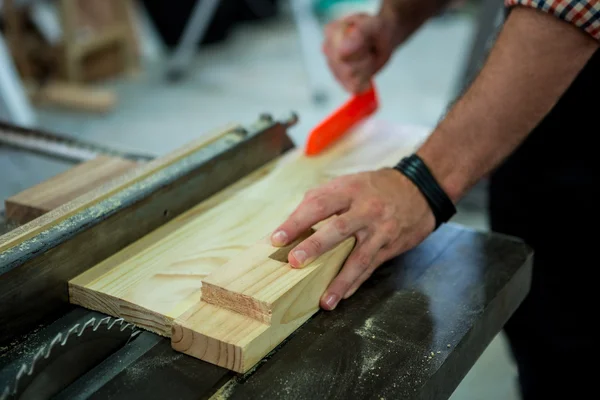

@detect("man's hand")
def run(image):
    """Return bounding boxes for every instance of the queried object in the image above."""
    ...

[322,12,399,93]
[322,1,453,93]
[270,168,435,310]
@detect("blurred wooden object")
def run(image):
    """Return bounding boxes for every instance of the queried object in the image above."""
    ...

[5,155,138,224]
[2,0,37,80]
[1,0,139,83]
[26,80,117,113]
[0,0,143,114]
[58,0,140,82]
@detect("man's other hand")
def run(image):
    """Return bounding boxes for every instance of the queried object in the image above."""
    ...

[270,168,435,310]
[322,12,400,93]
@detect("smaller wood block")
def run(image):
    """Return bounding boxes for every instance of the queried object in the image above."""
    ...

[5,155,137,224]
[201,228,318,323]
[172,232,355,373]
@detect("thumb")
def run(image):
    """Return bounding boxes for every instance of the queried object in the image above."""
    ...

[337,27,364,57]
[337,18,378,59]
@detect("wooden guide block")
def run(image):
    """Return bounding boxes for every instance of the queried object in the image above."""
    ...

[172,232,355,373]
[5,155,137,224]
[201,226,336,323]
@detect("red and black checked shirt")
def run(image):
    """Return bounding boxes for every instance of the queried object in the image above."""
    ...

[505,0,600,40]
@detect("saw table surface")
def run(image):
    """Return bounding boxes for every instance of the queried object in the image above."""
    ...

[19,223,529,400]
[0,117,532,399]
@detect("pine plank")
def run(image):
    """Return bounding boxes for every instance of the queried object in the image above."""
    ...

[200,224,352,324]
[68,121,431,357]
[5,155,136,224]
[173,232,355,372]
[0,122,239,252]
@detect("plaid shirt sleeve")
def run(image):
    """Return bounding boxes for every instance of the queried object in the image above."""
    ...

[504,0,600,41]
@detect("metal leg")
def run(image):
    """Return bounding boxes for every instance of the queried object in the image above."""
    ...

[0,33,35,127]
[289,0,329,105]
[164,0,221,81]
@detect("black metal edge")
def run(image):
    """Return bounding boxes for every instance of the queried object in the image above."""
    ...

[52,332,164,400]
[0,114,297,275]
[424,253,533,400]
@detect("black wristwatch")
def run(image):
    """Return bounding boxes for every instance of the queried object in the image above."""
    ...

[393,154,456,229]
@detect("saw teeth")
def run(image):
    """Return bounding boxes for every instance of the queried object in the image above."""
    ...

[4,315,142,398]
[15,363,29,382]
[79,318,95,335]
[107,317,124,330]
[48,335,63,355]
[95,316,112,331]
[63,324,81,345]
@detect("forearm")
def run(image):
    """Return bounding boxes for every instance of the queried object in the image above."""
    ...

[378,0,453,44]
[415,6,599,202]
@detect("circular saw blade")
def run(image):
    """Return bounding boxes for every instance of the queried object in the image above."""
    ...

[1,316,141,400]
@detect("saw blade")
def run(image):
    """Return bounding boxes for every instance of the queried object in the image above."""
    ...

[1,315,141,400]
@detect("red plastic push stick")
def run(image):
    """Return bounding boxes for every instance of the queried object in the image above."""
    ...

[304,83,378,156]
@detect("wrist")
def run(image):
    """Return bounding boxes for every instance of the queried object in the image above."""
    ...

[378,1,449,46]
[414,141,467,204]
[392,154,457,229]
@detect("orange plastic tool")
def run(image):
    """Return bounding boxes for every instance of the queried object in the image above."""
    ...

[304,83,379,156]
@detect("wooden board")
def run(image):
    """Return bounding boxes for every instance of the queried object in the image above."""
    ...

[2,225,533,400]
[200,227,353,324]
[68,121,432,368]
[172,232,355,372]
[0,122,239,253]
[0,120,287,346]
[5,155,136,224]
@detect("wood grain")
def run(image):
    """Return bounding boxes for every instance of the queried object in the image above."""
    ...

[200,227,352,324]
[68,161,281,336]
[0,122,239,252]
[68,121,431,359]
[173,232,355,372]
[5,155,136,224]
[51,226,533,400]
[0,121,286,346]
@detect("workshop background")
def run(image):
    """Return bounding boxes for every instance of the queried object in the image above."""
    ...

[0,0,514,398]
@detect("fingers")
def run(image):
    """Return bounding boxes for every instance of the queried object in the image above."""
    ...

[320,234,383,310]
[326,56,373,93]
[336,24,369,61]
[342,250,388,300]
[271,190,350,247]
[322,14,377,93]
[287,214,367,268]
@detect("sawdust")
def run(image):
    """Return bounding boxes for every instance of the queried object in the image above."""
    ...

[121,351,184,384]
[355,316,374,333]
[360,350,383,377]
[0,324,46,361]
[353,316,387,380]
[354,316,377,340]
[272,377,294,398]
[209,378,239,400]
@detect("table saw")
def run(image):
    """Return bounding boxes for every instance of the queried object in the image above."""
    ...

[0,113,533,399]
